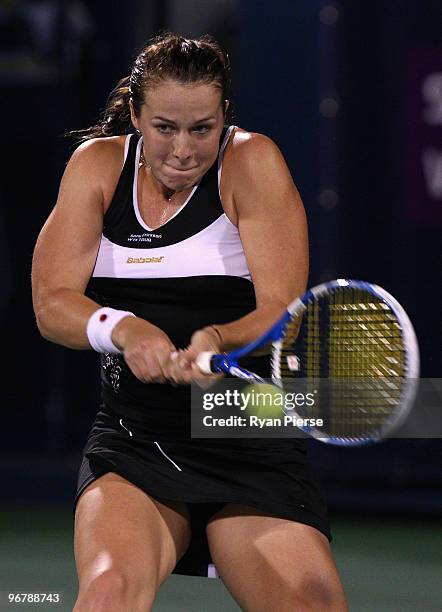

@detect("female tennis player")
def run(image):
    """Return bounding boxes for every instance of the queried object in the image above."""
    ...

[32,33,347,611]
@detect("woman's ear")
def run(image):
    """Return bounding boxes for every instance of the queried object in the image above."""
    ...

[129,99,139,132]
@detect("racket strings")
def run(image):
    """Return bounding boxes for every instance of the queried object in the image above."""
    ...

[276,287,407,439]
[326,288,404,437]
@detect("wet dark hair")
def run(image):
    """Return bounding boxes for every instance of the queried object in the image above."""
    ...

[67,32,231,142]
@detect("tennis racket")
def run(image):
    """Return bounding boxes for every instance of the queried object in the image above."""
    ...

[196,279,419,446]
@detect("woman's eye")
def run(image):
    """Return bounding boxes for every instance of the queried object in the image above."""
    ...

[157,125,174,133]
[193,125,210,133]
[155,124,210,134]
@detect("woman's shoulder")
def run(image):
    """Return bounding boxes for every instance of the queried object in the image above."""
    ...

[226,127,282,164]
[70,135,127,166]
[68,135,129,205]
[67,135,128,179]
[224,127,286,178]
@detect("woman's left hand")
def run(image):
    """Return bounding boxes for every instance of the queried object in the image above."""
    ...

[165,326,224,388]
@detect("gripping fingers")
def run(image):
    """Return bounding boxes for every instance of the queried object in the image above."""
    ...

[124,341,175,383]
[126,354,165,383]
[166,349,194,385]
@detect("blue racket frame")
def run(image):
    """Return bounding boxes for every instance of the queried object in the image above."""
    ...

[197,279,420,445]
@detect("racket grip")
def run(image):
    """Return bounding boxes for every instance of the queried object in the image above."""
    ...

[196,351,216,374]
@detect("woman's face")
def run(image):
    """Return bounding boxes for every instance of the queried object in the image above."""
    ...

[131,79,226,193]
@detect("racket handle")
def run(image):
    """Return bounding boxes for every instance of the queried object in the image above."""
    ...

[196,351,216,374]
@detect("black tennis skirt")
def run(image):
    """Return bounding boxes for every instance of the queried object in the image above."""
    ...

[74,403,331,577]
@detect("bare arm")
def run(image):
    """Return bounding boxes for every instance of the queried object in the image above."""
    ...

[169,132,308,383]
[33,138,177,382]
[32,139,110,349]
[214,132,309,350]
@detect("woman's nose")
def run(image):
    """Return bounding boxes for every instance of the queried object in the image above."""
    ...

[172,134,193,161]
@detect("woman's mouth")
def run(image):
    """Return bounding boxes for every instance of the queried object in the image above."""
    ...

[165,164,198,175]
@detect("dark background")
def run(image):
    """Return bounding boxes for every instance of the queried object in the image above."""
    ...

[0,0,441,516]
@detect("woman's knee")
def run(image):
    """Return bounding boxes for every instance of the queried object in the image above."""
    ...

[292,573,348,611]
[73,567,155,612]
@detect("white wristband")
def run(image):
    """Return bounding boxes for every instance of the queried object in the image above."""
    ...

[86,307,136,354]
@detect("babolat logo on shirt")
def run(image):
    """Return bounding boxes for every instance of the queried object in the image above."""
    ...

[127,256,165,264]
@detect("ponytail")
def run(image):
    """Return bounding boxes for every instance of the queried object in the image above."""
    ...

[65,76,133,142]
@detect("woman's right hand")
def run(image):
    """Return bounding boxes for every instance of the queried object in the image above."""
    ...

[111,316,177,383]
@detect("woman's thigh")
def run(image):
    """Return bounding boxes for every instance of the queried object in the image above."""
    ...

[73,472,191,612]
[206,503,347,612]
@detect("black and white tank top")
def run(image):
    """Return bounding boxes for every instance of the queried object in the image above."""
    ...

[85,127,259,419]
